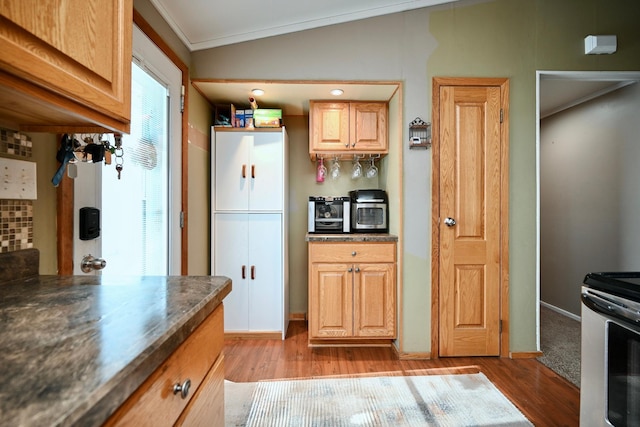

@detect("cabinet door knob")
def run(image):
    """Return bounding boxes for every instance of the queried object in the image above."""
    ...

[355,267,360,273]
[251,164,255,178]
[251,265,256,280]
[352,251,357,256]
[348,267,353,273]
[242,164,247,178]
[173,379,191,399]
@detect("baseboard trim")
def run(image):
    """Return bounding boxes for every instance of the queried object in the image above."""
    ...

[540,301,581,322]
[225,332,282,340]
[510,351,543,359]
[289,312,306,321]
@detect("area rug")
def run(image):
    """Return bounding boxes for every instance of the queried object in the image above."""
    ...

[225,373,533,426]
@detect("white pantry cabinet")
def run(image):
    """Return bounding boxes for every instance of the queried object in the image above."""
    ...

[214,130,284,211]
[211,127,289,339]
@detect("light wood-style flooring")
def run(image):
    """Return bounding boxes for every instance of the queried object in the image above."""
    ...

[224,321,580,427]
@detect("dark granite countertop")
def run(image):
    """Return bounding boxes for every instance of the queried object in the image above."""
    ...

[0,275,231,427]
[305,233,398,242]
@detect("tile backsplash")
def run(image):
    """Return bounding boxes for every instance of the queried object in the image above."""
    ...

[0,127,34,253]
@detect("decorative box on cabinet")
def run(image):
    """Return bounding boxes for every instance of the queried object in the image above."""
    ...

[309,101,388,159]
[104,305,225,427]
[211,127,289,339]
[0,0,132,132]
[308,241,396,346]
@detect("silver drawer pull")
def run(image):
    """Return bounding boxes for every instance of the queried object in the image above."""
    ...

[173,379,191,399]
[352,251,357,256]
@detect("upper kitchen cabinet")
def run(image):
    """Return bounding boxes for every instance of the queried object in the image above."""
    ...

[0,0,132,133]
[309,101,388,159]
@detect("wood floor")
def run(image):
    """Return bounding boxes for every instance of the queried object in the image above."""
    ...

[224,320,580,426]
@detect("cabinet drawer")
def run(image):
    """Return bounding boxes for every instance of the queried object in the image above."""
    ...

[104,305,224,426]
[309,242,396,263]
[176,355,225,427]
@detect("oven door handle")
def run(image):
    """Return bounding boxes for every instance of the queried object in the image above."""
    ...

[582,291,640,326]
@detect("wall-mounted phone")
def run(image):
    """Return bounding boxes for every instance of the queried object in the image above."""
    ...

[79,207,100,240]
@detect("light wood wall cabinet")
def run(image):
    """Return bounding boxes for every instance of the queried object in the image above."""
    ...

[212,128,289,340]
[309,101,388,158]
[0,0,132,133]
[308,241,396,346]
[105,305,225,427]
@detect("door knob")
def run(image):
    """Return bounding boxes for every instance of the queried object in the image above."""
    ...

[80,254,106,273]
[444,217,456,227]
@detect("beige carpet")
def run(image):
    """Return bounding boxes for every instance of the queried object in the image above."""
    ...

[225,373,532,426]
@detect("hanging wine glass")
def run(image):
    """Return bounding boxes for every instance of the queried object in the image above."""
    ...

[351,155,362,180]
[316,157,327,182]
[366,156,378,179]
[330,156,341,179]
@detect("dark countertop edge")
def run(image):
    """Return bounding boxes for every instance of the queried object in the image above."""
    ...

[67,278,232,427]
[305,233,398,242]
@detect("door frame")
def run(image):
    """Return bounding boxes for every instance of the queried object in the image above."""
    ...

[430,77,510,358]
[57,10,189,275]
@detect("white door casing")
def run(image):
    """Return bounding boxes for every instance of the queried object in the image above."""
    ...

[73,24,182,275]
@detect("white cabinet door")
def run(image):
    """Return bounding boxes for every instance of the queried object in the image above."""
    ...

[214,213,249,331]
[250,132,284,211]
[214,213,282,333]
[214,133,251,211]
[248,213,282,331]
[214,131,283,211]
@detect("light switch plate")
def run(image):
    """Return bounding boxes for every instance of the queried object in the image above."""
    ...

[0,157,37,200]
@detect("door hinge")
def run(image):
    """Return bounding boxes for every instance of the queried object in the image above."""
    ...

[500,108,504,123]
[179,211,185,228]
[180,85,185,114]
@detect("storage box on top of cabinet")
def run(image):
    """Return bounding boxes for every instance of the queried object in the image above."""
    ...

[211,127,289,340]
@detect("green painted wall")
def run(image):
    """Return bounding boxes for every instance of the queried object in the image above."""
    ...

[427,0,640,351]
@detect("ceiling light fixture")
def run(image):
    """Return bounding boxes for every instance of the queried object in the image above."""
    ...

[251,88,265,96]
[330,89,344,96]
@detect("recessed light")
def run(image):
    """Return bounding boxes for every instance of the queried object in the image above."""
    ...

[251,88,265,96]
[330,89,344,96]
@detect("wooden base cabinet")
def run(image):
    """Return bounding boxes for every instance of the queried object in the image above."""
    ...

[308,242,396,346]
[104,305,225,427]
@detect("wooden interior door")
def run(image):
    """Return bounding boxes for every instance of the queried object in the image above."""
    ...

[432,77,509,357]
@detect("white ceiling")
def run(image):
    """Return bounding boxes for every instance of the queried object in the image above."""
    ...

[149,0,458,51]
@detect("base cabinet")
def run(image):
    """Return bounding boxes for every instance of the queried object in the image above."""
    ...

[308,241,396,345]
[104,305,225,427]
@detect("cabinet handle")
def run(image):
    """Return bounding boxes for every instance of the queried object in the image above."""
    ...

[242,265,246,279]
[242,164,246,178]
[344,142,349,148]
[251,265,256,280]
[355,267,360,273]
[348,267,353,273]
[352,251,357,256]
[251,164,255,179]
[173,379,191,399]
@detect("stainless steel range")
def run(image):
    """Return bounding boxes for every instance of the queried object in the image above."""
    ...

[581,272,640,426]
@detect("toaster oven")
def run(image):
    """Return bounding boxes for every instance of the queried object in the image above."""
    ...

[308,196,350,233]
[349,189,388,233]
